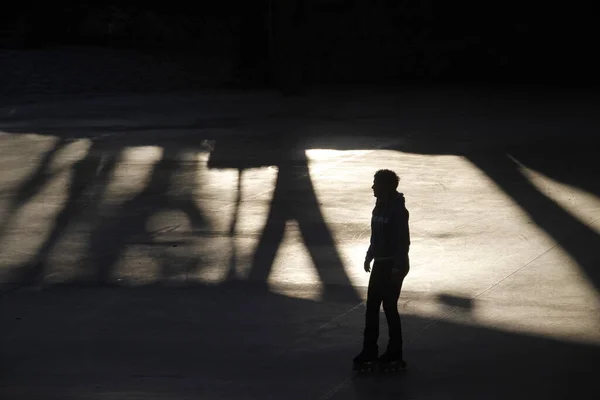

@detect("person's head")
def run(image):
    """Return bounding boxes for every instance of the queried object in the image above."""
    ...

[372,169,399,199]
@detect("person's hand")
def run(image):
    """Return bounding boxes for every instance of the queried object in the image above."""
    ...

[364,259,371,273]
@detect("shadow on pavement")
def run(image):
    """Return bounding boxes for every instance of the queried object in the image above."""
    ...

[1,125,360,303]
[0,89,599,399]
[87,144,207,284]
[467,142,600,294]
[0,137,69,241]
[0,283,597,399]
[7,139,121,285]
[388,116,600,296]
[436,293,474,312]
[207,133,360,302]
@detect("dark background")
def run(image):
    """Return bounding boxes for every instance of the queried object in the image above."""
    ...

[2,1,598,92]
[2,3,600,399]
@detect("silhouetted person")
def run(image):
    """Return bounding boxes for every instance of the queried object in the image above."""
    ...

[353,169,410,371]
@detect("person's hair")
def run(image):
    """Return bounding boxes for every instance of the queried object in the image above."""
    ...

[374,169,400,191]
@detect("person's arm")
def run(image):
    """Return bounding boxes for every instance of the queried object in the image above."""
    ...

[365,215,374,272]
[366,206,375,262]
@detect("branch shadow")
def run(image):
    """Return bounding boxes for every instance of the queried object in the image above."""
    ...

[466,139,600,294]
[7,138,120,285]
[387,110,600,297]
[0,137,69,241]
[1,121,361,303]
[224,168,243,283]
[87,144,207,285]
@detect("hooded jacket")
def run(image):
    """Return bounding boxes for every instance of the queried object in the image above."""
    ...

[366,192,410,270]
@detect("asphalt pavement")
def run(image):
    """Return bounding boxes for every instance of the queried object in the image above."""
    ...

[1,87,599,399]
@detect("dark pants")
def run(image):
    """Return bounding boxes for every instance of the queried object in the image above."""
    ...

[363,258,408,354]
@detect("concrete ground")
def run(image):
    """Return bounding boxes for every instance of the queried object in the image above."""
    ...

[0,87,599,399]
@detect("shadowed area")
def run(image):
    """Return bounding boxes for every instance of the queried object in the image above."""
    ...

[7,139,121,285]
[208,134,359,301]
[436,293,474,312]
[0,285,597,400]
[0,88,599,399]
[468,144,600,294]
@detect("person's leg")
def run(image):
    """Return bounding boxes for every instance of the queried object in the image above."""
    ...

[362,263,384,354]
[382,275,404,356]
[381,257,408,358]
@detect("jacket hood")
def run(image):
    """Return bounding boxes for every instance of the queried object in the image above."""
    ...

[376,191,405,207]
[396,192,405,205]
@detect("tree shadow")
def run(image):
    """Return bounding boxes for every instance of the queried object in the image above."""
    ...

[11,138,69,206]
[224,168,243,283]
[7,138,120,285]
[0,131,212,289]
[1,121,361,303]
[387,112,600,297]
[466,140,600,294]
[0,137,69,241]
[505,138,600,198]
[87,144,207,285]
